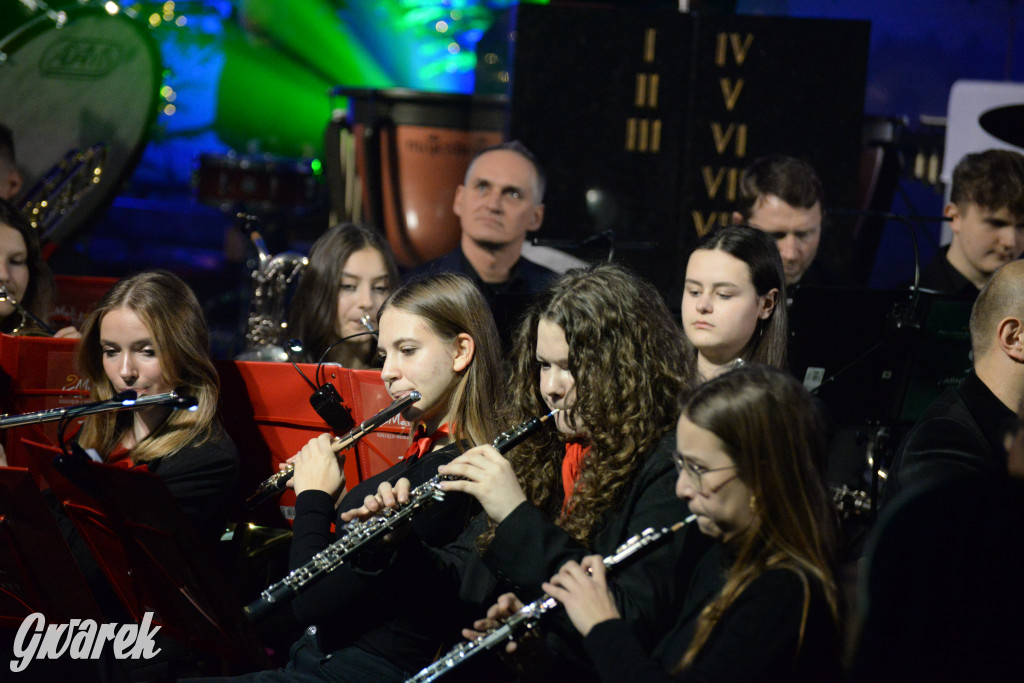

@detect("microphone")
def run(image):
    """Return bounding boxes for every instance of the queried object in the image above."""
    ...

[287,339,356,434]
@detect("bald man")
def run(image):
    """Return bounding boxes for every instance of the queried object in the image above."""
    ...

[883,260,1024,505]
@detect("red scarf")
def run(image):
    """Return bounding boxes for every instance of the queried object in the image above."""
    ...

[104,444,149,472]
[403,423,451,464]
[561,441,590,511]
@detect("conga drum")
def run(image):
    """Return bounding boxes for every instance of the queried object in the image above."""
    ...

[326,88,506,267]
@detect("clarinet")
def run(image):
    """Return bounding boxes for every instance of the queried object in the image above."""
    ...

[405,514,698,683]
[245,392,420,509]
[244,408,559,621]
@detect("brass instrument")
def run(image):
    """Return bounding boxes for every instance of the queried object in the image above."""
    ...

[19,145,107,241]
[235,214,308,361]
[245,391,421,509]
[244,409,558,621]
[0,284,56,336]
[406,514,698,683]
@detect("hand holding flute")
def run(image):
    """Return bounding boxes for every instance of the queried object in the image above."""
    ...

[289,432,346,500]
[339,409,559,526]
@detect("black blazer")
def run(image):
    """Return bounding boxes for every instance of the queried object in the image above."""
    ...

[882,372,1013,508]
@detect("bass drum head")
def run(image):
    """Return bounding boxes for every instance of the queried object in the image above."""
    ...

[0,4,161,246]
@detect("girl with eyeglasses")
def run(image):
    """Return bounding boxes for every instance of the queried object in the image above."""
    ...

[544,364,841,682]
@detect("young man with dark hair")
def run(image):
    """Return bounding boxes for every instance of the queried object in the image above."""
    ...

[919,149,1024,298]
[732,155,827,286]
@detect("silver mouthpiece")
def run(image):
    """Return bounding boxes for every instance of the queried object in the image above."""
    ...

[360,315,376,334]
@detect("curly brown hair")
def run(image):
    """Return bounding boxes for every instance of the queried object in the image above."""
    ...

[480,264,693,549]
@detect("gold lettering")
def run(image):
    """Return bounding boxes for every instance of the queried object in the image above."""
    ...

[730,34,754,66]
[719,78,744,112]
[644,28,656,63]
[702,166,726,198]
[715,32,754,67]
[651,119,661,153]
[635,74,647,108]
[701,166,740,200]
[715,33,727,67]
[648,74,659,108]
[626,118,637,151]
[639,118,650,152]
[710,122,748,157]
[692,210,727,237]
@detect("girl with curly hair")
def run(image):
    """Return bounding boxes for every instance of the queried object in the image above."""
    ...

[348,263,709,680]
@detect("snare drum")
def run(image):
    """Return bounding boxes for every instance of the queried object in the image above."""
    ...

[0,0,160,245]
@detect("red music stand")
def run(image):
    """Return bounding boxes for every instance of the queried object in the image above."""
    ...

[0,333,88,485]
[0,467,103,627]
[51,275,117,329]
[24,439,268,671]
[341,368,416,480]
[215,360,413,522]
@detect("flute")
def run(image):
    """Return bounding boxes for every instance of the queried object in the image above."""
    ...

[245,391,421,509]
[244,409,558,621]
[405,514,698,683]
[0,391,195,429]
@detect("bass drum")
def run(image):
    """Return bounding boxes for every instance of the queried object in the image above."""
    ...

[0,1,161,246]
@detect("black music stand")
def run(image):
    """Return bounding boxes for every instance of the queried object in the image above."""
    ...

[24,439,269,674]
[0,467,103,626]
[789,286,973,426]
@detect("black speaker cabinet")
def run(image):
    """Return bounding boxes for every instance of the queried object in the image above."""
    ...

[501,5,870,298]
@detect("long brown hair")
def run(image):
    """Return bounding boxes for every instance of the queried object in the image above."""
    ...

[482,264,692,548]
[0,198,54,333]
[677,364,837,669]
[685,224,788,371]
[288,223,399,363]
[75,270,220,463]
[378,273,502,449]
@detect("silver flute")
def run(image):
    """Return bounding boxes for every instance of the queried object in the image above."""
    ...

[244,408,558,621]
[405,514,698,683]
[0,284,56,335]
[245,391,421,509]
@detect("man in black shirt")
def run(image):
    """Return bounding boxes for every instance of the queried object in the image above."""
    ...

[918,149,1024,300]
[732,155,839,288]
[408,141,557,346]
[883,259,1024,505]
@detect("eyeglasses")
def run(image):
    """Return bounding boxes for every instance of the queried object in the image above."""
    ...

[673,451,738,494]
